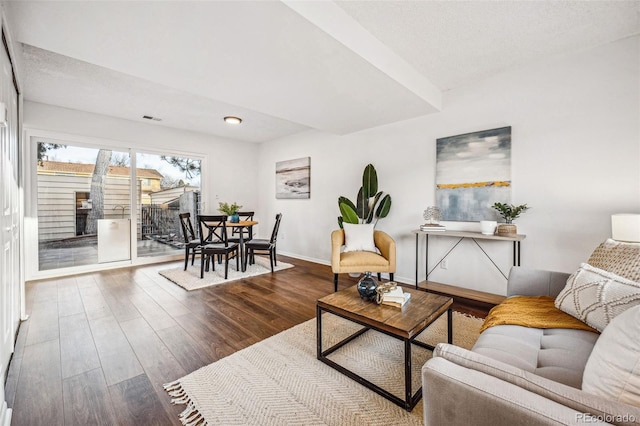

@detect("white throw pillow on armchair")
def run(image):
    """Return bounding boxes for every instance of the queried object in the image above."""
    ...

[342,223,376,253]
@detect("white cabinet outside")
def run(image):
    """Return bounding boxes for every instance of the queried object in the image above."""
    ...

[97,219,131,263]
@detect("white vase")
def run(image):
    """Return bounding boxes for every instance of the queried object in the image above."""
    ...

[480,220,497,235]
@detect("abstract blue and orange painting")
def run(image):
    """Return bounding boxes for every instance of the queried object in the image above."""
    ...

[436,127,511,221]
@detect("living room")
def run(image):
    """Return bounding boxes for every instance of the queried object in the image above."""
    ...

[0,1,639,425]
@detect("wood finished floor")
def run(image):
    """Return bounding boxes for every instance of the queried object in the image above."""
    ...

[4,256,491,425]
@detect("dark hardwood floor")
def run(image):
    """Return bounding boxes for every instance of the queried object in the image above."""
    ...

[4,256,491,425]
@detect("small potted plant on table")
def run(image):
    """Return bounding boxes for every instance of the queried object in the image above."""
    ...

[492,202,529,236]
[218,201,242,223]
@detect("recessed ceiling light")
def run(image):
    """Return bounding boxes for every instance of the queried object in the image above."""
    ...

[224,116,242,125]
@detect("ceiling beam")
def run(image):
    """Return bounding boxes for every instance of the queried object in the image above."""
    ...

[283,0,442,113]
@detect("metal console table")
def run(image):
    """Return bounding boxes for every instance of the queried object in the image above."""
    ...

[412,229,526,289]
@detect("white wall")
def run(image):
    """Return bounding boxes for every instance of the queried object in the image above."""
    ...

[257,36,640,296]
[23,101,261,279]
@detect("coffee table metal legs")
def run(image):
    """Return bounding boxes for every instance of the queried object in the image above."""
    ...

[448,308,452,343]
[317,305,453,411]
[404,338,415,408]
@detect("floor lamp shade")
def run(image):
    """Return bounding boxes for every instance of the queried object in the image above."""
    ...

[611,214,640,242]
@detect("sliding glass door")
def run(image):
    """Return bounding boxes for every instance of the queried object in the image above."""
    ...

[35,139,203,272]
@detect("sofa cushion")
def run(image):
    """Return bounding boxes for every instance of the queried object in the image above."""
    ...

[582,305,640,407]
[506,267,571,298]
[430,343,640,424]
[587,238,640,282]
[423,356,587,425]
[555,263,640,332]
[472,325,599,388]
[342,223,376,253]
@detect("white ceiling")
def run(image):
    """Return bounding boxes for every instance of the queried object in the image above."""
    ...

[5,1,640,143]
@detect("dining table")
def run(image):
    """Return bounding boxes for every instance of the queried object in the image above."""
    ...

[226,220,258,272]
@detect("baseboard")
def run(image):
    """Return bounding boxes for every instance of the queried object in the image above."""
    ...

[277,251,329,266]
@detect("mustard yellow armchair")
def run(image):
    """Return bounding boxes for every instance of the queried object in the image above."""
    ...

[331,229,396,292]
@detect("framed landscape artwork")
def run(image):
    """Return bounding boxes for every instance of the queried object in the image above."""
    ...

[436,126,511,221]
[275,157,311,199]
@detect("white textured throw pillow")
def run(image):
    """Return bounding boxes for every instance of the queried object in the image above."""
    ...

[582,305,640,407]
[342,223,376,253]
[555,263,640,332]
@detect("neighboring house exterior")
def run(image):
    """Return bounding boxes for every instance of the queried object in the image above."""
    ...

[37,161,164,241]
[38,160,164,204]
[148,185,199,206]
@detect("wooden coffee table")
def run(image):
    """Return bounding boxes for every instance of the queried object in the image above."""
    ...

[316,285,453,411]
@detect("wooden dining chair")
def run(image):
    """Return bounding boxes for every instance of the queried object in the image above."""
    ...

[244,213,282,273]
[197,215,239,279]
[179,212,201,271]
[228,211,255,243]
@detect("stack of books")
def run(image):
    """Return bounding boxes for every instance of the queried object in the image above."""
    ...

[381,287,411,308]
[420,223,446,231]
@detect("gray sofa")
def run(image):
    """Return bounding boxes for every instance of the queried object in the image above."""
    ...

[422,267,640,426]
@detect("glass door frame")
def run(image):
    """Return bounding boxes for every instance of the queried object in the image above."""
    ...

[24,128,206,281]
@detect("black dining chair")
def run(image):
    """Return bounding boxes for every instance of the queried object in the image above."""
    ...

[228,211,255,244]
[197,215,239,279]
[244,213,282,273]
[179,212,201,271]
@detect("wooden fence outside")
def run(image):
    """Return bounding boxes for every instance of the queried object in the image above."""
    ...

[141,191,200,241]
[141,205,179,238]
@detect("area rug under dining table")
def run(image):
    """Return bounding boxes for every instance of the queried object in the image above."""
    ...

[164,310,483,425]
[158,256,294,291]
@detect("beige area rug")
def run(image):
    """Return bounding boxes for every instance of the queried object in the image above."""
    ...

[158,256,294,291]
[164,311,483,425]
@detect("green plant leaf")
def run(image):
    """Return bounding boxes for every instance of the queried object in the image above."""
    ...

[375,194,392,218]
[362,164,378,198]
[337,216,344,229]
[491,202,529,221]
[339,202,359,224]
[338,196,356,214]
[366,191,383,223]
[356,187,369,221]
[218,201,242,215]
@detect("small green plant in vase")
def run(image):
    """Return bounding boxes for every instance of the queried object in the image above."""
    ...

[492,202,529,235]
[218,201,243,223]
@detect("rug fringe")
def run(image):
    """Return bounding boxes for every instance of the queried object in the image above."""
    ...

[164,380,189,401]
[454,311,483,320]
[164,380,207,426]
[180,401,206,426]
[164,379,182,393]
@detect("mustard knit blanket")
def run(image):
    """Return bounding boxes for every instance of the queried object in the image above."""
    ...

[480,296,598,334]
